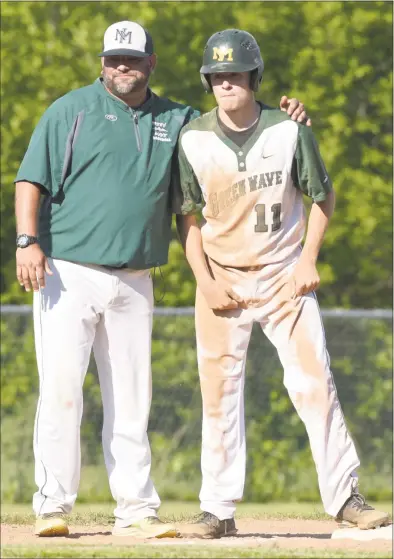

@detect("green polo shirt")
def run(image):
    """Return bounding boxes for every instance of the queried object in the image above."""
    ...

[15,78,199,269]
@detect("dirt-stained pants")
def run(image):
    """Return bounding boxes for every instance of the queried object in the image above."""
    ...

[196,256,360,520]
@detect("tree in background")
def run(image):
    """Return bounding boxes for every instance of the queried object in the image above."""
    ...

[1,1,392,307]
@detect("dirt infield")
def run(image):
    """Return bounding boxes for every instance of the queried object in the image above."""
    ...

[2,519,392,554]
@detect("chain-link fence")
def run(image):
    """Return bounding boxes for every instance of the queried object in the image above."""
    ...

[1,306,392,504]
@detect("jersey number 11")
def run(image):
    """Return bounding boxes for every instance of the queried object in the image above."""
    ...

[254,203,282,233]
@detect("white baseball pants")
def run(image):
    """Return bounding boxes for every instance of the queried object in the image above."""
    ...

[196,256,360,520]
[32,258,160,527]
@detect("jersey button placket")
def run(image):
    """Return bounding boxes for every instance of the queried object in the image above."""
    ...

[237,151,245,171]
[233,145,245,171]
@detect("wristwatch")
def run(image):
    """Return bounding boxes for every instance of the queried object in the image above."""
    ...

[16,234,39,248]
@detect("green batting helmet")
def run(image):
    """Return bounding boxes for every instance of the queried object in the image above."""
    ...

[200,29,264,93]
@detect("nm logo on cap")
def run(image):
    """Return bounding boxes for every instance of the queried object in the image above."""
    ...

[115,28,132,44]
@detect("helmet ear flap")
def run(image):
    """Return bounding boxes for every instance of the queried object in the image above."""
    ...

[200,73,212,93]
[250,68,263,92]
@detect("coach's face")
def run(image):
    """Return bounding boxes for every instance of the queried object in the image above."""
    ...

[102,55,156,97]
[211,72,253,111]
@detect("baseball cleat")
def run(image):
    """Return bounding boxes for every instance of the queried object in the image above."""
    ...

[35,512,69,537]
[112,516,179,538]
[335,492,390,530]
[181,511,237,539]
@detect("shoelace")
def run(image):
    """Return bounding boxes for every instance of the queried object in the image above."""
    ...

[198,512,218,525]
[348,493,373,511]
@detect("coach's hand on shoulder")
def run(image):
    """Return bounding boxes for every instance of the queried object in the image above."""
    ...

[280,96,312,126]
[291,256,320,298]
[200,280,243,310]
[16,245,53,292]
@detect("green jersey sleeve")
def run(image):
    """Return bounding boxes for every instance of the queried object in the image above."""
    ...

[172,130,204,215]
[292,125,333,202]
[169,108,201,215]
[14,103,66,196]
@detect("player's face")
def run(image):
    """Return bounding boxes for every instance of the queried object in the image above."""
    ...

[211,72,253,111]
[102,55,156,96]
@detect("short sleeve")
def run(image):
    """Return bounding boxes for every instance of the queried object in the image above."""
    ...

[171,131,204,215]
[14,105,64,195]
[291,125,333,202]
[188,108,201,122]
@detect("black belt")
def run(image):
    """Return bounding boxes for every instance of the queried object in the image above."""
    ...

[102,264,129,270]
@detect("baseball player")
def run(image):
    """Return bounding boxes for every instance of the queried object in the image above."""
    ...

[175,29,390,538]
[14,20,308,539]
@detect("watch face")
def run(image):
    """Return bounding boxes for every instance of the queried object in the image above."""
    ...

[17,235,29,248]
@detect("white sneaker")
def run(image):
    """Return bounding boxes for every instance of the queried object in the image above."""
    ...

[112,516,179,538]
[35,512,69,537]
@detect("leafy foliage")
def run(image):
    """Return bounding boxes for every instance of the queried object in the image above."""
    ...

[0,1,392,307]
[1,313,392,503]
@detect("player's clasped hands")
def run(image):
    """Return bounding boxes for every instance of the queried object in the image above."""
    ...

[201,280,244,310]
[16,245,53,292]
[291,256,320,298]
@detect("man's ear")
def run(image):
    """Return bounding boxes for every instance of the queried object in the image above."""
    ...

[149,54,157,74]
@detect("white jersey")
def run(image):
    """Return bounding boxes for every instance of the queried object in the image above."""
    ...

[177,105,332,266]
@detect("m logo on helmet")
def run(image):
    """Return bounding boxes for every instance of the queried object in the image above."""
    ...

[212,47,234,62]
[115,28,132,44]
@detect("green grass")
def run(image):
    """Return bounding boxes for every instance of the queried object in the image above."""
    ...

[1,502,392,559]
[1,501,392,525]
[0,501,331,525]
[1,546,392,559]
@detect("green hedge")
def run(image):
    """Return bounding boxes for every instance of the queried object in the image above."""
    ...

[1,311,392,504]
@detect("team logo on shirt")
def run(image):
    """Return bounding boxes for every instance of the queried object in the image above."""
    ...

[105,114,118,121]
[209,170,283,217]
[153,121,171,142]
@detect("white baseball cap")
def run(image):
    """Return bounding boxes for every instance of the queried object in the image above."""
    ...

[98,21,154,57]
